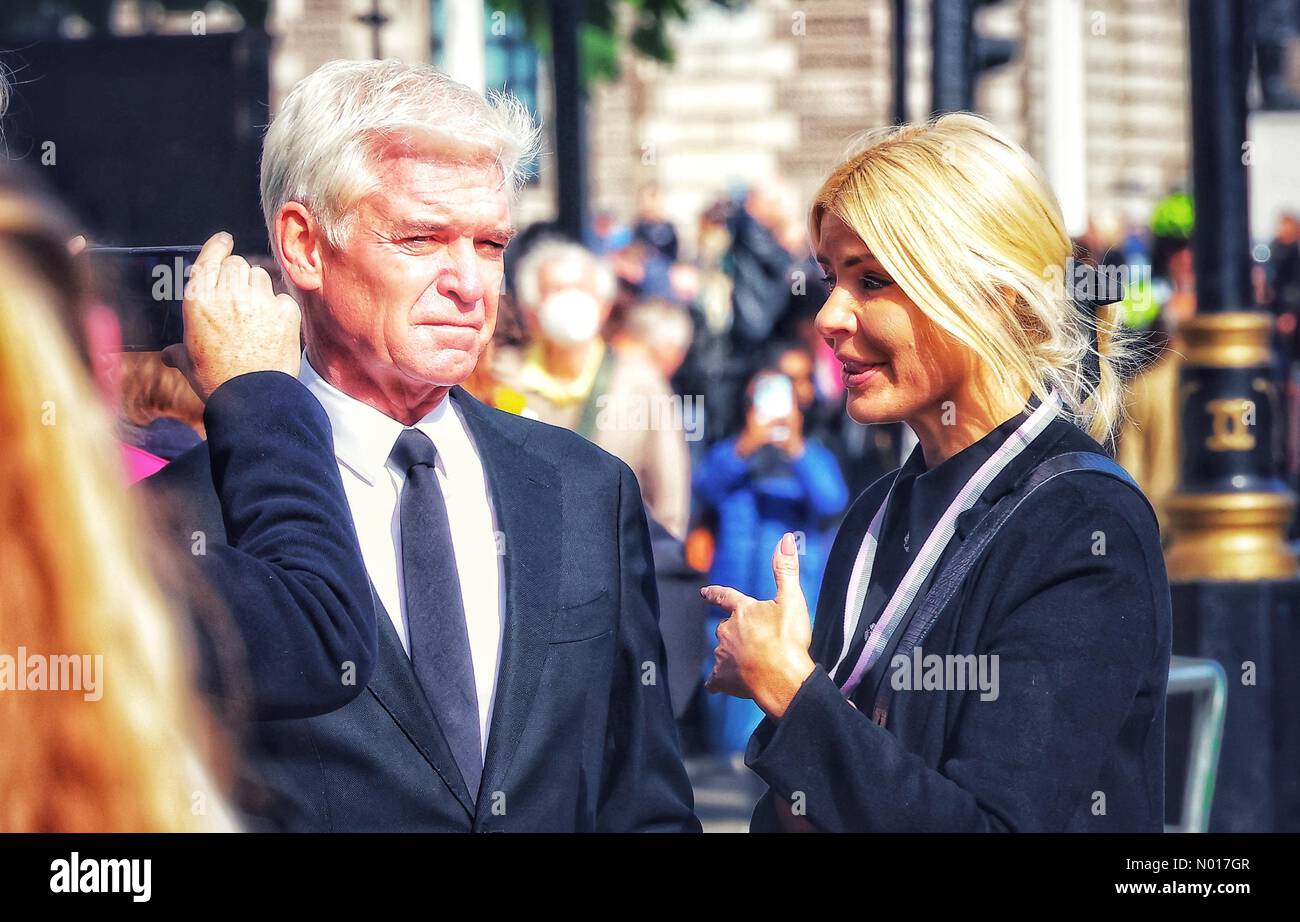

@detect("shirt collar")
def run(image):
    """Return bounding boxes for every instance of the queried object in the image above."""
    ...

[298,353,463,486]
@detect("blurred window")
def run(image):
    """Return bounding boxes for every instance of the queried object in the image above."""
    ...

[430,1,541,181]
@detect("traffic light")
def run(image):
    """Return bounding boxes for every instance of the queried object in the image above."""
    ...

[931,0,1017,114]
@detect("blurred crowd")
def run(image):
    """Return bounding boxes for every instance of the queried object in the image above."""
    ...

[1081,195,1300,541]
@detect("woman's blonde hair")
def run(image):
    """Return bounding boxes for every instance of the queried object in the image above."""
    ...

[0,177,229,831]
[810,112,1129,442]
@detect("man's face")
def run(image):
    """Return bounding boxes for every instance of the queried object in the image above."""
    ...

[310,148,513,403]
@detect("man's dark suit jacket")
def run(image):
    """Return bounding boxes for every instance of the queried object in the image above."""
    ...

[747,416,1172,832]
[148,370,377,721]
[150,384,700,832]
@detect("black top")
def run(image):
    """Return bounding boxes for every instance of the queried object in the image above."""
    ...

[831,404,1042,703]
[747,410,1172,832]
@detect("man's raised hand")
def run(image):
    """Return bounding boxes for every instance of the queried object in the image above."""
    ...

[162,231,302,402]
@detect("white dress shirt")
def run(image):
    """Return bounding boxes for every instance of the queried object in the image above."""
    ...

[299,357,505,755]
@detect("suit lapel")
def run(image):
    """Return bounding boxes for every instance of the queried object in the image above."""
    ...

[365,585,476,818]
[449,388,561,825]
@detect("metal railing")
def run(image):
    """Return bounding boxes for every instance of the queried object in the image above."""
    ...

[1165,655,1228,833]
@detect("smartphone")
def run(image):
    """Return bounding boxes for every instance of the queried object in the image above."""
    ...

[753,373,794,440]
[88,245,202,351]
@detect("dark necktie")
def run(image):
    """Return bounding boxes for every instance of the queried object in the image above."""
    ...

[389,428,482,798]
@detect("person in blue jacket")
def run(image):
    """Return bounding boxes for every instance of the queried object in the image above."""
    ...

[695,344,849,755]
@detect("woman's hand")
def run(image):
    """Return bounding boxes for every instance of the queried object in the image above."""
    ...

[703,532,817,720]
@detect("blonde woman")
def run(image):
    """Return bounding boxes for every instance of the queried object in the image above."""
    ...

[704,114,1171,832]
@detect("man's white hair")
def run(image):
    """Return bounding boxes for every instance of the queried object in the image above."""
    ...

[260,59,540,251]
[514,237,618,310]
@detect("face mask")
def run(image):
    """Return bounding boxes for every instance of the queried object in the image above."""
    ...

[537,288,602,346]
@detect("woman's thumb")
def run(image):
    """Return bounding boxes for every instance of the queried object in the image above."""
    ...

[772,532,802,601]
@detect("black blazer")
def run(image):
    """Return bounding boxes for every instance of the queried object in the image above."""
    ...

[747,416,1172,832]
[145,371,377,721]
[149,384,700,832]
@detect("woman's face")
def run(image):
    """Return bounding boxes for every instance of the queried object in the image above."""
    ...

[814,211,973,426]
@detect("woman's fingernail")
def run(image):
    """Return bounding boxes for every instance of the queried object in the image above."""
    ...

[781,533,796,555]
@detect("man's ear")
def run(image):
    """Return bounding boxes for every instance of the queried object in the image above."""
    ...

[276,203,326,293]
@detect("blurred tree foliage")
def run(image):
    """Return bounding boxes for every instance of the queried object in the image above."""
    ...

[495,0,742,85]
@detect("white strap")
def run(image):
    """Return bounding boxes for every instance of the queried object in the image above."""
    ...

[833,394,1061,698]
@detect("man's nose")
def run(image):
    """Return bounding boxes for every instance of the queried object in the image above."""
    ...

[439,238,485,306]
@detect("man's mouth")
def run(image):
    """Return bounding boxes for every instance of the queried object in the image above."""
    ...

[413,320,481,330]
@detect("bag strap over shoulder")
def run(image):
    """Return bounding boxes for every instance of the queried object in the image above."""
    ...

[868,451,1152,727]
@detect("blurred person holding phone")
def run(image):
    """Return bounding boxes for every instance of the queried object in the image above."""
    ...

[703,115,1170,832]
[694,354,848,756]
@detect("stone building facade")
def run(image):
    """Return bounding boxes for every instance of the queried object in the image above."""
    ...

[129,0,1196,250]
[586,0,1192,250]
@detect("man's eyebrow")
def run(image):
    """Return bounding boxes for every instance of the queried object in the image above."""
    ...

[390,218,447,234]
[390,218,516,240]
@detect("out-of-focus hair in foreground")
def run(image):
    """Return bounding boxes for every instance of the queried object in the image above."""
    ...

[0,167,228,831]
